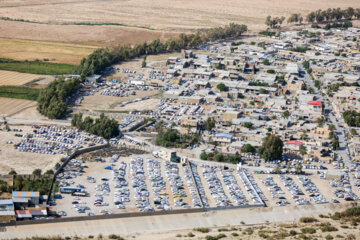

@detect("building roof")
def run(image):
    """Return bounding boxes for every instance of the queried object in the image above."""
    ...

[215,133,233,139]
[0,199,13,205]
[12,191,40,198]
[286,140,303,146]
[307,100,322,106]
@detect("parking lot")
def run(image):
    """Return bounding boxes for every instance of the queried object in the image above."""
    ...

[52,148,360,217]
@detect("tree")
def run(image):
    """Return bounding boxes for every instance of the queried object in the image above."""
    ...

[299,145,307,156]
[258,134,284,161]
[217,83,227,91]
[295,162,303,174]
[203,117,216,131]
[350,128,357,136]
[8,169,17,175]
[243,122,253,129]
[45,169,54,175]
[282,110,290,119]
[317,118,325,127]
[263,59,270,66]
[141,55,147,68]
[200,152,208,160]
[328,124,336,131]
[300,131,308,140]
[241,144,255,153]
[154,120,164,133]
[33,169,42,176]
[274,164,281,174]
[332,137,340,150]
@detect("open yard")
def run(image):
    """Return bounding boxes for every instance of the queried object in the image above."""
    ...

[0,70,42,86]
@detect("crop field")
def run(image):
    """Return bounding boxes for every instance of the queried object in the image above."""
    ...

[0,97,37,117]
[0,70,41,86]
[0,86,40,101]
[0,38,98,65]
[0,58,76,75]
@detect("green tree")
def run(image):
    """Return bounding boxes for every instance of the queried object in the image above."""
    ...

[258,134,284,161]
[274,164,281,174]
[216,83,227,91]
[203,117,216,131]
[262,59,270,65]
[141,55,147,68]
[33,169,42,176]
[317,118,325,127]
[241,144,255,153]
[295,162,303,174]
[328,124,336,131]
[200,152,208,160]
[8,169,17,175]
[300,145,307,156]
[243,122,253,129]
[282,110,290,119]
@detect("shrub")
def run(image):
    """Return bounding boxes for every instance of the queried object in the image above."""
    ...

[299,217,317,223]
[231,232,239,237]
[290,230,297,236]
[193,227,210,233]
[175,234,182,237]
[300,228,316,234]
[187,232,195,237]
[325,234,334,240]
[320,225,338,232]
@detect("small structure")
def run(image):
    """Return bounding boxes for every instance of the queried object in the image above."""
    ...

[214,133,233,143]
[12,191,40,207]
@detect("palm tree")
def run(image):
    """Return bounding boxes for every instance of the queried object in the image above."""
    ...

[300,146,307,157]
[295,162,303,174]
[300,131,307,140]
[328,124,336,132]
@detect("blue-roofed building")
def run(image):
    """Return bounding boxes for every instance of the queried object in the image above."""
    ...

[215,133,233,143]
[12,191,40,207]
[0,199,15,223]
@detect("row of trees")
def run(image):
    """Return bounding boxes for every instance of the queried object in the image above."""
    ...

[37,77,80,119]
[306,7,360,23]
[76,23,248,77]
[155,128,201,148]
[71,113,120,140]
[200,151,242,164]
[267,7,359,28]
[13,175,53,195]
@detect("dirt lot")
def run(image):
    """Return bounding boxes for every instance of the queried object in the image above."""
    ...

[0,38,97,65]
[0,70,42,86]
[0,126,61,174]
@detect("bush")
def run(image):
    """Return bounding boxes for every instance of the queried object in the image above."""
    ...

[320,225,338,232]
[301,228,316,234]
[325,234,334,240]
[193,227,210,233]
[187,232,195,237]
[267,69,275,74]
[175,234,182,237]
[289,230,297,235]
[231,232,239,237]
[299,217,317,223]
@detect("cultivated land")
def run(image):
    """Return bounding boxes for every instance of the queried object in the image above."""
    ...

[0,38,98,65]
[0,70,41,86]
[0,0,359,64]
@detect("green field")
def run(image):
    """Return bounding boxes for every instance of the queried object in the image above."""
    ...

[0,86,40,100]
[0,58,76,75]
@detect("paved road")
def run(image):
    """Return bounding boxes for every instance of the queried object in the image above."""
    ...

[0,118,71,126]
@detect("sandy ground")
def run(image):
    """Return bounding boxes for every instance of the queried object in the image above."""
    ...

[1,202,357,239]
[77,90,161,112]
[0,126,61,174]
[0,98,37,117]
[0,70,42,86]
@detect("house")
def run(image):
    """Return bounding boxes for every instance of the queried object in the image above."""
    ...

[158,149,179,162]
[222,111,241,122]
[284,140,303,151]
[86,74,102,83]
[0,199,15,223]
[214,133,233,143]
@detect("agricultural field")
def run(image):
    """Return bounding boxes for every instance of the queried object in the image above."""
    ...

[0,58,76,75]
[0,97,37,117]
[0,70,42,86]
[0,86,40,101]
[0,38,98,65]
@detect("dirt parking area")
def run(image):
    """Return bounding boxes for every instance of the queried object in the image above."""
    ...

[0,126,61,174]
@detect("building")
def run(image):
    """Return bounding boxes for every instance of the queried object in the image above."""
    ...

[158,149,179,162]
[214,133,233,143]
[222,111,241,122]
[285,140,303,151]
[12,191,40,207]
[0,199,15,223]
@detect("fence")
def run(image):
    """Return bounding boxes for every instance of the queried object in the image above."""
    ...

[46,144,110,203]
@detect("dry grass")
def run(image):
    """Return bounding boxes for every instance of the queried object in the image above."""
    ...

[0,97,37,117]
[0,38,98,65]
[0,70,41,86]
